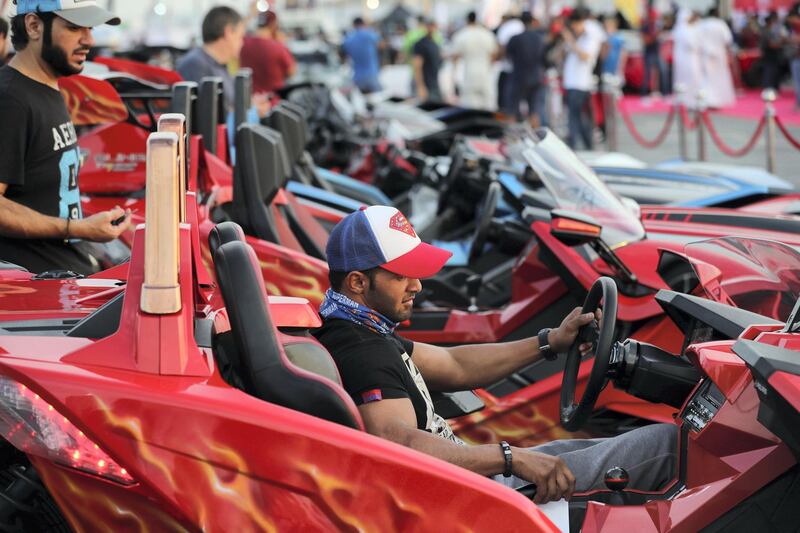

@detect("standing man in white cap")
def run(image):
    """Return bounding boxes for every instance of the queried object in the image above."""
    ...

[0,0,132,275]
[314,205,677,504]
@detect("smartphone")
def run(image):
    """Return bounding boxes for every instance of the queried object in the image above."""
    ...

[111,209,137,226]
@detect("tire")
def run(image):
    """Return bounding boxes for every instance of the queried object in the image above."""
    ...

[0,441,71,533]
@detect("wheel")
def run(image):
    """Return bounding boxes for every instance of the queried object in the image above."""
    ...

[560,277,618,432]
[468,181,501,263]
[436,143,466,214]
[0,441,70,532]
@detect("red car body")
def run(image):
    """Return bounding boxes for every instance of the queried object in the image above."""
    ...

[0,95,797,528]
[64,75,800,453]
[0,170,797,531]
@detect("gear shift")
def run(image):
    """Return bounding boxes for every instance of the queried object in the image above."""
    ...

[466,274,482,313]
[604,466,629,505]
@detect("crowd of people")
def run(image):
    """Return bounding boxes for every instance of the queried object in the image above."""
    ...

[2,2,800,143]
[174,5,295,116]
[335,4,800,147]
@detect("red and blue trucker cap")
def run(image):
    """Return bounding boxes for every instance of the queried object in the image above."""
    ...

[327,206,452,279]
[15,0,120,27]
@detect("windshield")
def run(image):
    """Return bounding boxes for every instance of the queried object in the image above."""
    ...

[521,130,645,248]
[685,237,800,322]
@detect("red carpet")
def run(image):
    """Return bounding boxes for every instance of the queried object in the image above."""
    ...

[620,90,800,126]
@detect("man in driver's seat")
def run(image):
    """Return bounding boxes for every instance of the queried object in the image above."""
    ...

[314,205,676,503]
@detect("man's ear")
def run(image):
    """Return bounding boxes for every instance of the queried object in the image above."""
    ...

[345,271,370,295]
[25,13,44,41]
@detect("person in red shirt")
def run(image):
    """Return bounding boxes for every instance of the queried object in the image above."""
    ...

[239,11,295,97]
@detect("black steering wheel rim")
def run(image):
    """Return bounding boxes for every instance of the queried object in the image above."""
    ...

[468,181,501,263]
[374,144,400,188]
[560,277,618,432]
[437,144,465,214]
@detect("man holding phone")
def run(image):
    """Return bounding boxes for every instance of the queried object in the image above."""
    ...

[0,1,132,274]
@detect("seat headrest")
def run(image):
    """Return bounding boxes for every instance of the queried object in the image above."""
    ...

[265,105,304,163]
[247,125,292,186]
[209,221,245,257]
[213,240,362,429]
[234,123,287,205]
[198,77,225,155]
[276,100,310,146]
[170,81,197,135]
[233,70,253,130]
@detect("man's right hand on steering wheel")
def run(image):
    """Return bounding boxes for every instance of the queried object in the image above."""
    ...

[511,448,576,504]
[548,307,599,355]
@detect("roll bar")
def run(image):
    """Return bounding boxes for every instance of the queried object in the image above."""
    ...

[140,132,181,314]
[157,113,187,223]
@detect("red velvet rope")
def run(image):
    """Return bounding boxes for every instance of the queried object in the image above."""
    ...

[701,112,766,157]
[775,116,800,150]
[618,105,676,149]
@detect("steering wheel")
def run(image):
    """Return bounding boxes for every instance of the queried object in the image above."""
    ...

[468,181,501,263]
[560,277,618,432]
[437,145,466,214]
[516,483,537,500]
[374,144,399,188]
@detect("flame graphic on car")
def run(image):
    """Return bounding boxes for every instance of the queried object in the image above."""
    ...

[200,241,327,307]
[194,441,278,533]
[59,78,128,126]
[258,259,326,307]
[294,460,426,532]
[94,398,179,492]
[35,462,188,532]
[453,395,588,447]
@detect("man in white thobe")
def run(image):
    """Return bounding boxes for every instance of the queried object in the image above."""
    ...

[451,11,498,110]
[672,9,704,108]
[700,8,736,108]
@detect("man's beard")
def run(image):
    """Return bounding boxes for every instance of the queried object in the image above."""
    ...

[41,27,86,77]
[365,286,413,323]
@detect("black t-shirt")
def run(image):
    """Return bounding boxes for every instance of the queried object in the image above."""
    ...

[506,29,545,86]
[413,36,442,93]
[314,318,463,443]
[0,66,93,274]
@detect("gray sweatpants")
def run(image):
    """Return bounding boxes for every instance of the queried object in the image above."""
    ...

[494,423,677,492]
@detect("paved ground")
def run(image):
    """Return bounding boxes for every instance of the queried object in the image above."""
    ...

[605,109,800,187]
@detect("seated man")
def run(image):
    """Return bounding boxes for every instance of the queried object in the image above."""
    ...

[314,205,676,504]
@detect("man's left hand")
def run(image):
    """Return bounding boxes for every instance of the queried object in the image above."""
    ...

[547,307,600,354]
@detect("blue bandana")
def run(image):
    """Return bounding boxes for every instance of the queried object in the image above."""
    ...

[319,289,399,336]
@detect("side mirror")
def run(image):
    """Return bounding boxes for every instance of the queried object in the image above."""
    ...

[690,259,735,307]
[550,209,602,247]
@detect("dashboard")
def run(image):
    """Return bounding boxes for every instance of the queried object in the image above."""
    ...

[681,379,726,432]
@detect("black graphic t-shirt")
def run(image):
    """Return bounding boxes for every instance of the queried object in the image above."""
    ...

[0,66,93,274]
[314,318,464,444]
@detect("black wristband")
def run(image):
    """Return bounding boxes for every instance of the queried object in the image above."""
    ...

[538,328,557,361]
[500,440,513,477]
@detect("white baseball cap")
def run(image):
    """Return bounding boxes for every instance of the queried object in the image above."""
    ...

[16,0,120,27]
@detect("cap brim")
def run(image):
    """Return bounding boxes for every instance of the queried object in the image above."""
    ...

[382,241,452,279]
[55,6,121,27]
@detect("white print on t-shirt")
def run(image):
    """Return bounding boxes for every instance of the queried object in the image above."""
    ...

[400,350,465,445]
[52,122,78,151]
